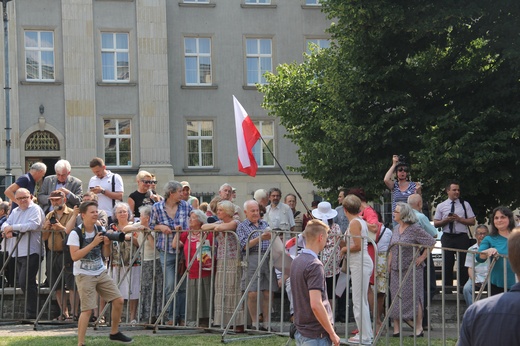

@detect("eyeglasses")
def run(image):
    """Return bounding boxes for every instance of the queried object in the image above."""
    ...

[397,167,409,172]
[141,180,152,184]
[476,232,488,237]
[16,196,30,201]
[117,210,128,214]
[150,180,157,184]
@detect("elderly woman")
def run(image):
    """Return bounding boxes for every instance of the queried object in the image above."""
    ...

[341,194,374,344]
[123,204,163,324]
[389,202,436,337]
[477,206,516,295]
[150,181,191,326]
[109,202,140,324]
[201,200,245,332]
[172,209,213,327]
[384,155,422,223]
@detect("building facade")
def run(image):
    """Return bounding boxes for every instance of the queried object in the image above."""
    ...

[0,0,329,207]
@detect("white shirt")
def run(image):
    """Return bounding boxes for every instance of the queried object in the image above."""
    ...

[67,226,107,276]
[265,202,295,230]
[1,202,44,257]
[88,170,124,217]
[465,243,489,283]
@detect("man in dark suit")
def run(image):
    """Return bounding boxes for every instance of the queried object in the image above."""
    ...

[38,159,83,213]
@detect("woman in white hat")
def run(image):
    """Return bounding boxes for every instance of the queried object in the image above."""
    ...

[312,202,345,308]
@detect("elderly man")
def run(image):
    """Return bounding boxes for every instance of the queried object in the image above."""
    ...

[88,157,124,224]
[219,183,245,221]
[38,159,83,213]
[4,162,47,209]
[1,188,45,318]
[463,225,490,306]
[265,188,295,232]
[42,190,75,320]
[459,227,520,345]
[237,200,277,331]
[285,193,303,234]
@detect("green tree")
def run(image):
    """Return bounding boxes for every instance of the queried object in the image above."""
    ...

[259,1,520,220]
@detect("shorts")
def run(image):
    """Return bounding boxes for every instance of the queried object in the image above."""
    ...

[241,252,278,292]
[75,271,122,311]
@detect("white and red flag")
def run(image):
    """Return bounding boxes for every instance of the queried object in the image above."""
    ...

[233,95,261,177]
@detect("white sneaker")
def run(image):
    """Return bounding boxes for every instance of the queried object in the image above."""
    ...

[347,334,372,345]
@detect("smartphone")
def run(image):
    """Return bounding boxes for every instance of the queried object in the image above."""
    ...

[448,212,454,217]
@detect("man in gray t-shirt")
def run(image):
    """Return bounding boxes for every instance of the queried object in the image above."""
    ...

[290,219,340,346]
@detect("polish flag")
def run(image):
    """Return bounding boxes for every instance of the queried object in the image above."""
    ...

[233,95,261,177]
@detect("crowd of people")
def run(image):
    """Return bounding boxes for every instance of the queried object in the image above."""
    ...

[0,155,519,346]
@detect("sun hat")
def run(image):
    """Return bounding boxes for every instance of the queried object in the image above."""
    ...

[312,201,338,222]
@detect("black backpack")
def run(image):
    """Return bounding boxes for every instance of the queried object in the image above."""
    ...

[63,225,102,268]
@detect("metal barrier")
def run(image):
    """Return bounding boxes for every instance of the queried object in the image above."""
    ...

[0,227,515,346]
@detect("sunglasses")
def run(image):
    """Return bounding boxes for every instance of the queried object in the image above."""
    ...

[141,180,153,184]
[150,180,157,184]
[397,167,409,172]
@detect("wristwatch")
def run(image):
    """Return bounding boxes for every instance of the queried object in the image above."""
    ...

[101,188,106,195]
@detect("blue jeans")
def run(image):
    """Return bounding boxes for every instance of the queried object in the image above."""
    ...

[295,330,332,346]
[463,279,482,306]
[159,251,186,321]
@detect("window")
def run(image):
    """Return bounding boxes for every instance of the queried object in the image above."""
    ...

[246,38,272,85]
[101,33,129,82]
[245,0,271,4]
[252,121,274,167]
[305,0,321,5]
[306,39,330,54]
[104,119,131,167]
[184,37,212,85]
[24,31,55,81]
[183,0,209,3]
[187,121,214,168]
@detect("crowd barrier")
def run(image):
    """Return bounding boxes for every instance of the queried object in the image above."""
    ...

[0,227,513,345]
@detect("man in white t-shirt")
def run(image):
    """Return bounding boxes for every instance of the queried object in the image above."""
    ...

[463,225,490,306]
[88,157,124,224]
[265,187,295,231]
[67,201,132,345]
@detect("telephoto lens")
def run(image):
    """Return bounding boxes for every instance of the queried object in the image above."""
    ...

[100,231,125,242]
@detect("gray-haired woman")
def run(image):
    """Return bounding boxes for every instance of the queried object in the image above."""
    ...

[388,202,436,337]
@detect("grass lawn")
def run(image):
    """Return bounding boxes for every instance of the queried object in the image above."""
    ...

[0,334,457,345]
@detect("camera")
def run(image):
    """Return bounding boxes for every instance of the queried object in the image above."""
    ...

[398,154,406,164]
[49,216,57,224]
[99,231,125,242]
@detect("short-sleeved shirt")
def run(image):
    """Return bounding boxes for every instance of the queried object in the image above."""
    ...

[67,226,107,276]
[179,231,214,279]
[290,249,333,339]
[11,173,36,209]
[477,234,515,289]
[465,243,489,284]
[434,198,475,234]
[88,171,124,217]
[150,200,192,254]
[265,203,295,230]
[236,218,270,254]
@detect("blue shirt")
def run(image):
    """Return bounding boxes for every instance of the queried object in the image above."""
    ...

[459,282,520,346]
[413,210,438,237]
[11,173,36,209]
[150,200,191,254]
[236,218,270,254]
[477,234,515,289]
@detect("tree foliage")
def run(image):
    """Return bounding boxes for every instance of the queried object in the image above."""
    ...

[259,0,520,220]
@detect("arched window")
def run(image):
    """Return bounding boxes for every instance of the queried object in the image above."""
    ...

[25,131,60,151]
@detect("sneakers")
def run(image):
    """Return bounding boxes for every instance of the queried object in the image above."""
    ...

[109,331,133,343]
[347,334,372,345]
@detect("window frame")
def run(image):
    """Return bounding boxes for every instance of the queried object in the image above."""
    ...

[306,38,330,54]
[305,0,321,5]
[184,37,213,86]
[186,120,214,168]
[183,0,209,3]
[103,118,132,168]
[245,37,273,86]
[244,0,271,4]
[101,32,130,83]
[24,30,55,82]
[252,120,275,168]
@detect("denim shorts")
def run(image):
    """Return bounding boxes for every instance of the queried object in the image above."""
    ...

[295,330,331,346]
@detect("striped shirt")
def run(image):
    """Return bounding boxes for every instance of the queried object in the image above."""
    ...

[236,218,270,254]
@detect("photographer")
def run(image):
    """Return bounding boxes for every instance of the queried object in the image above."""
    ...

[67,201,132,345]
[384,154,422,226]
[42,190,75,320]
